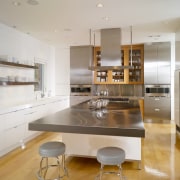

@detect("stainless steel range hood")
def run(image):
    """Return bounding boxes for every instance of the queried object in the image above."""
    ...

[89,28,133,70]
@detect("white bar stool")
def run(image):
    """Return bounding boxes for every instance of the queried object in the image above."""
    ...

[37,141,68,180]
[96,146,126,180]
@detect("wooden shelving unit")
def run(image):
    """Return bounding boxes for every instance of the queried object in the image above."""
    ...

[0,60,39,86]
[0,60,38,69]
[93,44,144,84]
[0,81,38,86]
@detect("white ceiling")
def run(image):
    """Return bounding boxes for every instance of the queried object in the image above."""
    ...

[0,0,180,47]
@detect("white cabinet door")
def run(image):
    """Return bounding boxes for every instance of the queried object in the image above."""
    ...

[0,131,5,152]
[24,105,46,139]
[24,109,38,138]
[53,98,69,113]
[0,110,26,155]
[5,110,25,129]
[0,114,6,152]
[5,123,26,149]
[47,97,69,114]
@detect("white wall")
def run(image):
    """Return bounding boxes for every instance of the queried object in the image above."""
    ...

[55,46,70,95]
[171,39,175,121]
[0,23,55,107]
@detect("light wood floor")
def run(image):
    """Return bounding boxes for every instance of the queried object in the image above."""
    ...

[0,122,180,180]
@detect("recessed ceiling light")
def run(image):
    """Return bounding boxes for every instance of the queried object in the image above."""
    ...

[12,1,21,6]
[102,17,109,21]
[96,3,104,8]
[27,0,39,5]
[64,28,72,32]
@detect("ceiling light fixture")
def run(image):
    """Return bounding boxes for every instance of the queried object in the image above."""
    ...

[96,3,104,8]
[102,16,109,21]
[27,0,39,5]
[64,28,72,32]
[12,1,21,6]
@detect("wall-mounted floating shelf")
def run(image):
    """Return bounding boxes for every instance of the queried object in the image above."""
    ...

[0,60,38,69]
[0,60,39,86]
[0,81,39,86]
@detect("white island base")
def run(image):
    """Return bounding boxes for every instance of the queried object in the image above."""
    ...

[62,133,142,169]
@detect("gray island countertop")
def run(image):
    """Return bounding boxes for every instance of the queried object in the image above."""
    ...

[29,100,145,137]
[29,99,145,138]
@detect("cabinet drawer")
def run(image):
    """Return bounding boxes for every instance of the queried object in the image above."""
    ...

[144,97,171,120]
[4,123,26,149]
[0,131,5,151]
[144,97,170,108]
[2,110,25,129]
[144,107,171,119]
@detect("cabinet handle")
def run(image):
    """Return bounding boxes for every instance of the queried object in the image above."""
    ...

[155,98,160,101]
[154,108,160,112]
[24,111,36,115]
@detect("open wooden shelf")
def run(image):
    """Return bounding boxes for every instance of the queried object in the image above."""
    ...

[0,60,38,69]
[0,81,39,86]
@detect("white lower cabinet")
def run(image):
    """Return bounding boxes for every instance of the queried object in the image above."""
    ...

[0,131,5,152]
[45,97,69,114]
[4,123,26,149]
[0,110,26,156]
[0,96,69,157]
[24,103,48,139]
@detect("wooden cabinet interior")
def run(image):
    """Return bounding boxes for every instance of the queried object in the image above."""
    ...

[93,44,144,84]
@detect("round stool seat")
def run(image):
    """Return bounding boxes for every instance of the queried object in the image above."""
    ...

[97,146,125,165]
[39,141,65,157]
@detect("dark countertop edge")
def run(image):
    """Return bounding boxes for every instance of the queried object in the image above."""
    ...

[29,123,145,138]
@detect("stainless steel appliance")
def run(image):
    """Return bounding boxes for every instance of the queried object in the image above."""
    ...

[145,85,170,97]
[88,28,133,71]
[70,45,93,85]
[144,42,171,84]
[70,85,92,106]
[70,46,93,106]
[144,85,171,121]
[70,85,92,96]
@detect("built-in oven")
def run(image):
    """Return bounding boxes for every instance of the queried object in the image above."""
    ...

[145,85,170,97]
[70,85,92,96]
[70,85,92,106]
[144,85,171,122]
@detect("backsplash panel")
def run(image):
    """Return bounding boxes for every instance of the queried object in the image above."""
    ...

[93,84,144,97]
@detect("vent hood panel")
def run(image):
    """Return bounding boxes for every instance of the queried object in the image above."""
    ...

[101,28,122,66]
[88,28,133,71]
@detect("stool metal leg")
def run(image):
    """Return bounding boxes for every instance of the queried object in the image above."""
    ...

[62,154,68,177]
[56,157,61,179]
[37,155,68,180]
[44,157,48,179]
[39,157,48,178]
[99,164,104,180]
[117,164,123,180]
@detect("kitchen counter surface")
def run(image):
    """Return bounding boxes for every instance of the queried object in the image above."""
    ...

[0,96,69,115]
[29,99,145,138]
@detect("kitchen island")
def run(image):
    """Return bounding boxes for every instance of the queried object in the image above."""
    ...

[29,98,145,168]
